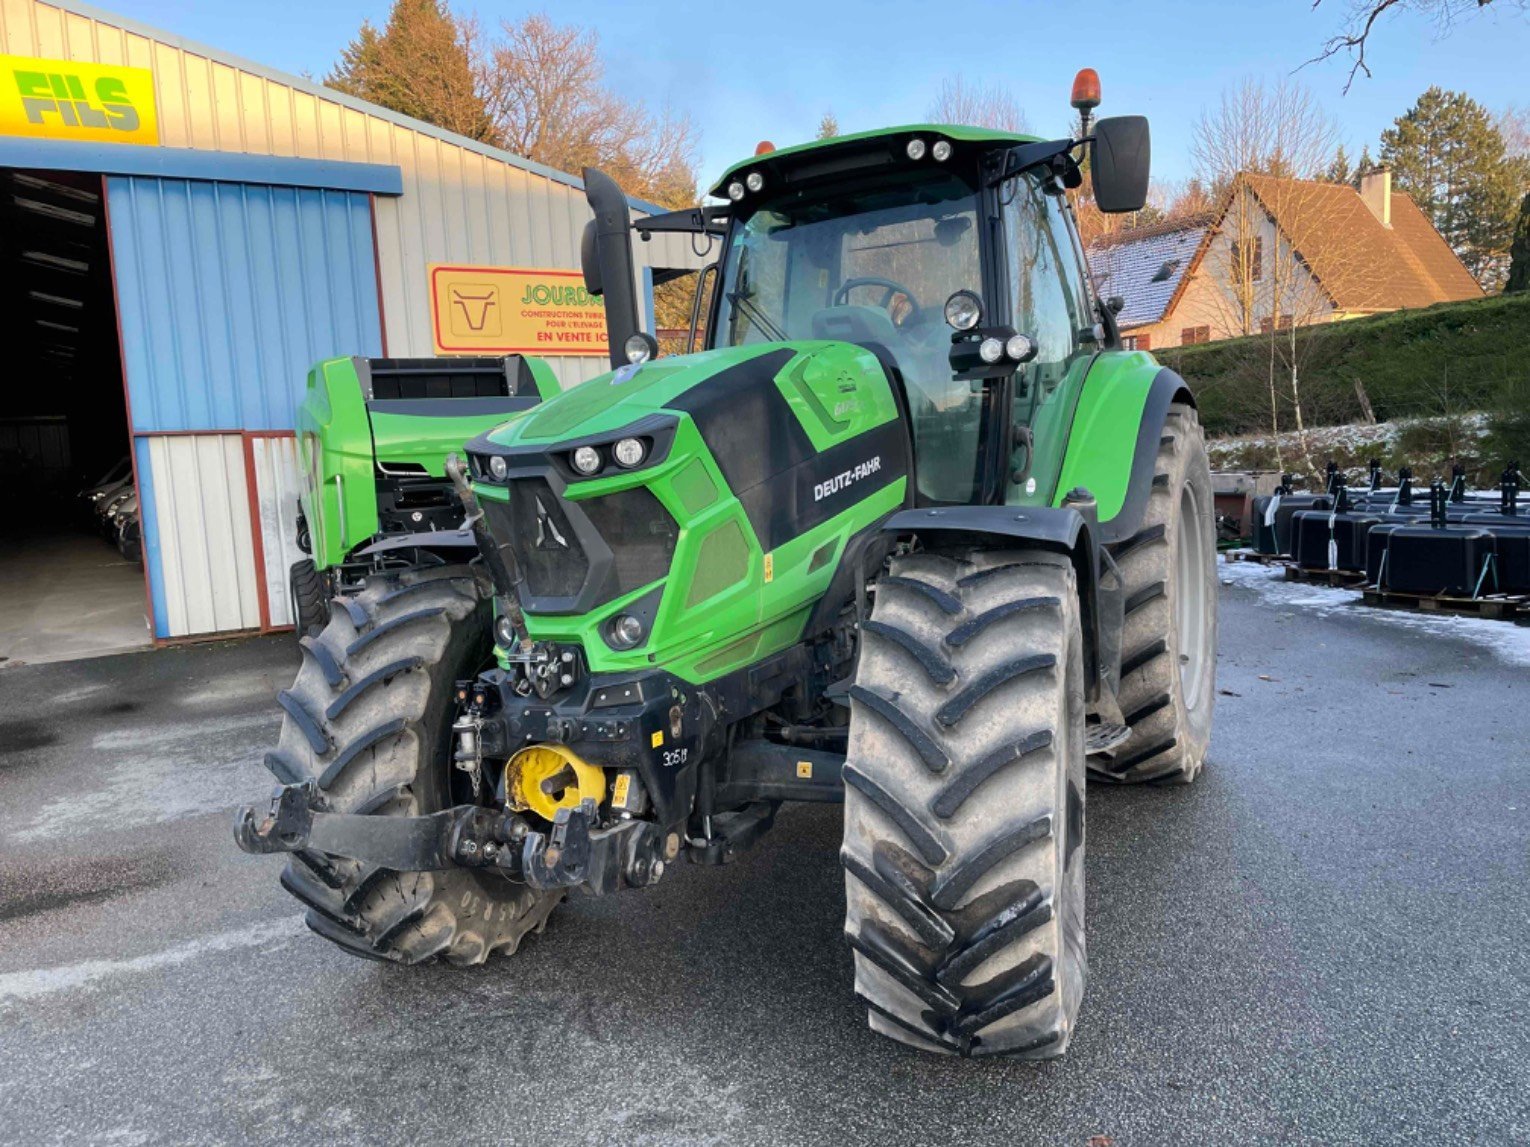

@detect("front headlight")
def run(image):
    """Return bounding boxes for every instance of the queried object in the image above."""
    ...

[623,333,655,364]
[613,437,646,468]
[488,455,508,480]
[606,613,644,650]
[571,446,602,475]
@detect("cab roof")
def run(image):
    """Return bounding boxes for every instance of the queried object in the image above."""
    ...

[708,124,1040,199]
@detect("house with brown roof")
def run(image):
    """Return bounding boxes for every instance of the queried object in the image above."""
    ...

[1088,170,1482,351]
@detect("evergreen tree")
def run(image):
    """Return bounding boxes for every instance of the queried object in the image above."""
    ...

[1381,86,1524,288]
[1508,191,1530,293]
[1323,143,1352,184]
[1352,143,1375,186]
[327,0,495,144]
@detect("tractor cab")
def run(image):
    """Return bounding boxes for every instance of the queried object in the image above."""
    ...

[596,104,1150,508]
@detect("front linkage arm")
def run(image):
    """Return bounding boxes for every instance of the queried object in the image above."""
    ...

[234,784,668,895]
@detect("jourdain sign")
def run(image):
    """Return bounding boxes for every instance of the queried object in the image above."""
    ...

[429,264,609,357]
[0,54,159,145]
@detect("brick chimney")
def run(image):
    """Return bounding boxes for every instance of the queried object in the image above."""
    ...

[1359,168,1392,228]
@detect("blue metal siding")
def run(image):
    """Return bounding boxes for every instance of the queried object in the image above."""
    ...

[109,177,383,432]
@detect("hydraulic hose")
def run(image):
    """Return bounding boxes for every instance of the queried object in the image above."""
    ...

[445,453,531,651]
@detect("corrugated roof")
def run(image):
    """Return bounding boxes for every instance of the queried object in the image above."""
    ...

[1088,216,1210,329]
[50,0,671,216]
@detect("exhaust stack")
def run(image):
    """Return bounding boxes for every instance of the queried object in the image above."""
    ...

[580,167,642,370]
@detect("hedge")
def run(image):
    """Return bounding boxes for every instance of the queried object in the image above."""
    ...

[1156,292,1530,437]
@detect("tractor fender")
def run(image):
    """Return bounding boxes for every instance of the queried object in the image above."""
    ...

[1055,364,1195,546]
[879,504,1105,701]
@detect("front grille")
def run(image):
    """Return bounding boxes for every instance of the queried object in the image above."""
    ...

[483,477,677,610]
[501,478,589,598]
[582,486,679,597]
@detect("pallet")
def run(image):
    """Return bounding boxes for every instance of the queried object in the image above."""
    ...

[1222,549,1286,567]
[1282,564,1368,588]
[1360,586,1530,622]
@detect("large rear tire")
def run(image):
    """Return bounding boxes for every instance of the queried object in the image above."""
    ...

[1096,403,1217,785]
[289,559,328,640]
[843,549,1086,1057]
[263,565,562,964]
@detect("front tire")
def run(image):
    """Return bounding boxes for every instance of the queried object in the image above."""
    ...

[843,549,1086,1057]
[1097,403,1217,784]
[262,565,562,964]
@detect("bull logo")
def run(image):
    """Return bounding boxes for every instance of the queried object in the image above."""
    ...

[448,285,500,336]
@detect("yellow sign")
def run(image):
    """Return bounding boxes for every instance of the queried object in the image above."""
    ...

[0,54,158,145]
[429,264,609,356]
[650,730,664,749]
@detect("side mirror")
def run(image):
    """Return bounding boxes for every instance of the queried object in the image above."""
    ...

[579,219,602,296]
[1090,116,1150,213]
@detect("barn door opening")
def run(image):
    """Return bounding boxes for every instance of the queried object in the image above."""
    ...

[0,167,150,666]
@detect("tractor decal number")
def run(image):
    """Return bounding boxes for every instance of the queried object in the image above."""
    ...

[814,456,882,503]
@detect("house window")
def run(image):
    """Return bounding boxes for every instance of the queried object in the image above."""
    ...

[1231,235,1263,282]
[1180,326,1210,345]
[1122,333,1152,351]
[1258,314,1295,334]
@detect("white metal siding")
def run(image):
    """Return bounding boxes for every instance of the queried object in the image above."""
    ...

[8,1,708,389]
[249,435,303,629]
[141,434,261,637]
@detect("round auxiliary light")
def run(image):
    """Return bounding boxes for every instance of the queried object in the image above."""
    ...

[609,613,644,650]
[1005,334,1037,362]
[931,139,952,162]
[571,445,602,475]
[944,289,983,331]
[494,614,518,648]
[613,437,646,468]
[727,181,746,202]
[979,337,1005,364]
[488,454,508,480]
[745,171,765,193]
[623,333,654,364]
[906,138,926,161]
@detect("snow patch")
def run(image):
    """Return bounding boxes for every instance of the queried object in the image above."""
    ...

[0,916,305,1005]
[1219,557,1530,668]
[5,711,278,842]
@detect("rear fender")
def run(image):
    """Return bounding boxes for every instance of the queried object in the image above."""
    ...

[880,504,1105,701]
[295,357,380,571]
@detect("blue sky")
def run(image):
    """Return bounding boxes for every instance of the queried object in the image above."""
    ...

[103,0,1528,186]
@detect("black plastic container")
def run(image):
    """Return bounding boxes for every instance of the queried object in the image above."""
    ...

[1383,525,1498,595]
[1293,508,1382,571]
[1251,494,1332,556]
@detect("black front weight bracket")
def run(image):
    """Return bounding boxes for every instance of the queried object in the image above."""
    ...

[234,784,663,895]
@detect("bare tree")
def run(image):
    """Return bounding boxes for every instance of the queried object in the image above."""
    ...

[1309,1,1527,93]
[927,77,1029,133]
[481,15,699,208]
[816,111,841,140]
[1189,81,1348,467]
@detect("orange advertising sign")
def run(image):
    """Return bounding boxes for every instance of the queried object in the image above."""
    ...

[429,264,609,357]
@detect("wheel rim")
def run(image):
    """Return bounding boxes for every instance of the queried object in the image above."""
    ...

[1175,481,1210,712]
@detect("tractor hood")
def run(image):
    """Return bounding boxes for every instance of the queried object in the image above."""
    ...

[462,339,912,631]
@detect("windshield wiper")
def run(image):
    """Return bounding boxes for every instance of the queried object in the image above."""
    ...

[726,290,788,343]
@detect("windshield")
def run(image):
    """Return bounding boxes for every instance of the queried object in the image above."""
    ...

[713,171,985,501]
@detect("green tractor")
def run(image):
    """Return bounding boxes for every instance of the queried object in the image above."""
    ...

[288,354,556,634]
[237,79,1217,1059]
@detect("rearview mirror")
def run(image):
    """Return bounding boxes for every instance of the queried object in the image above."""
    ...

[1090,116,1150,213]
[579,219,602,296]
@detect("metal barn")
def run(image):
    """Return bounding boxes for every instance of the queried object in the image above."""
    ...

[0,0,700,659]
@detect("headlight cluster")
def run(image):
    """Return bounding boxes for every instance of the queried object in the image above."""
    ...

[726,169,766,202]
[564,436,649,477]
[907,137,952,162]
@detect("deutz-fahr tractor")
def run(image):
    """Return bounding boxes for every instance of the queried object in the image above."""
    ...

[288,354,556,635]
[237,73,1217,1059]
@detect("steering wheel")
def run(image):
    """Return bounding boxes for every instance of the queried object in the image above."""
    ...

[833,276,921,323]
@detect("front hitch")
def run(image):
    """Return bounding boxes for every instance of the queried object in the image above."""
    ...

[234,784,669,895]
[234,781,520,872]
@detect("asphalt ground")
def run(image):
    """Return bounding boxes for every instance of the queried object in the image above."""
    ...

[0,572,1526,1146]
